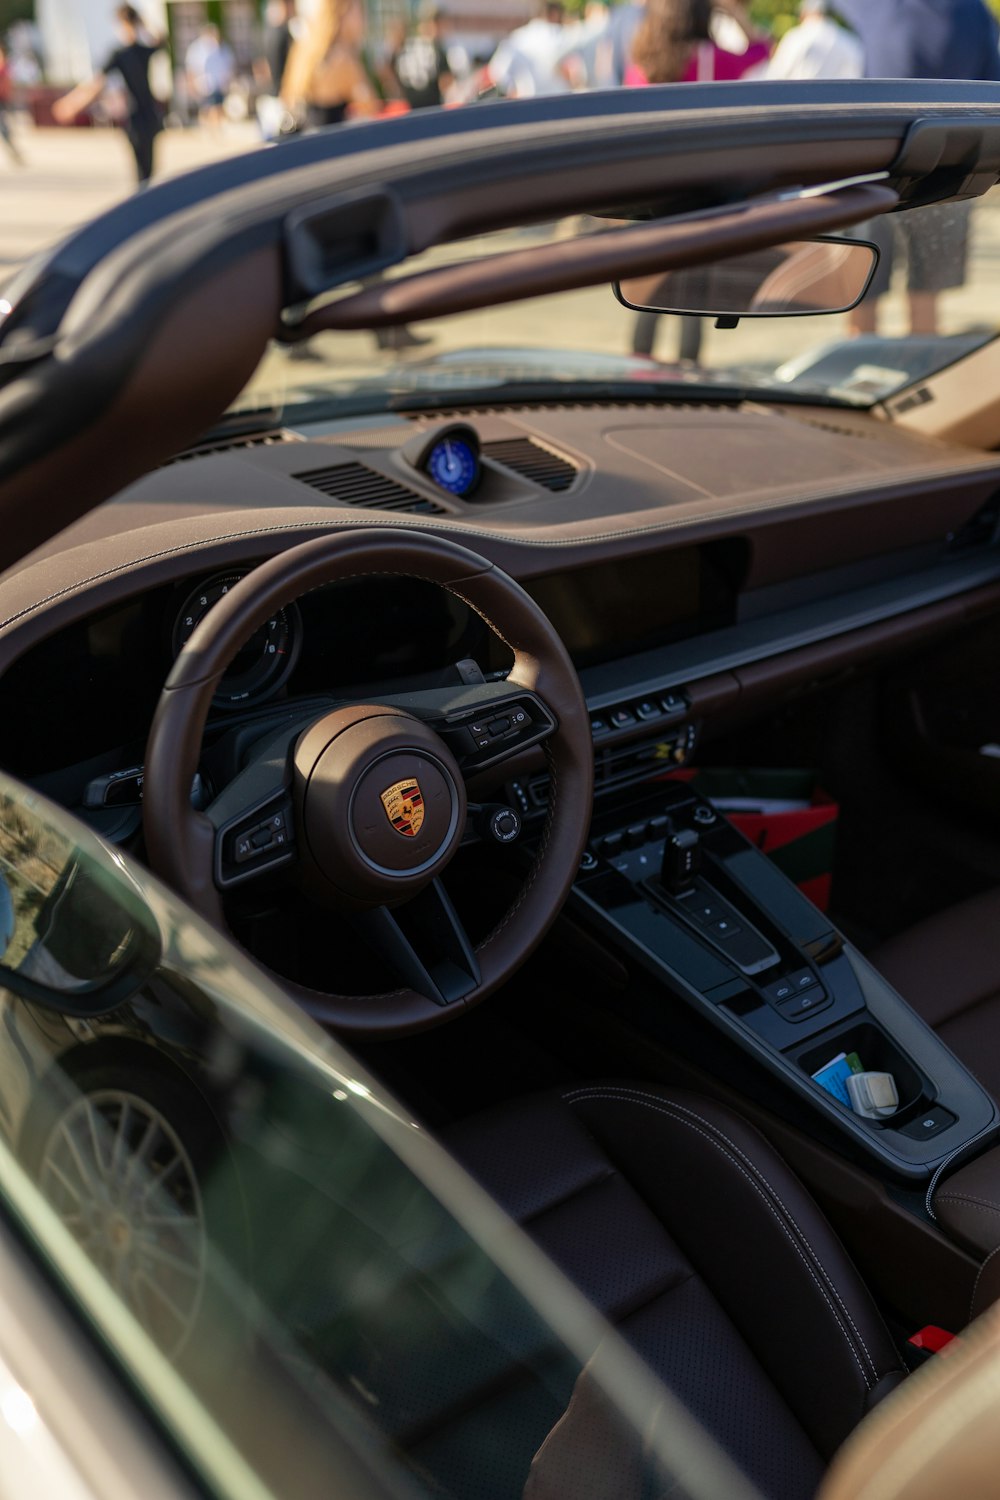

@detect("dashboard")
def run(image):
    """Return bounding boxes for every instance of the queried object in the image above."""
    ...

[2,398,1000,823]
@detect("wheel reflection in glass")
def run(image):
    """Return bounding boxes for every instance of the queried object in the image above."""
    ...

[38,1089,206,1358]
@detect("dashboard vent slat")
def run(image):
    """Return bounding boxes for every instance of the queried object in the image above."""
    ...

[162,429,299,465]
[483,437,578,492]
[293,462,445,515]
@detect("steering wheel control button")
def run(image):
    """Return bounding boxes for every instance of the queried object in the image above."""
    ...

[223,797,296,877]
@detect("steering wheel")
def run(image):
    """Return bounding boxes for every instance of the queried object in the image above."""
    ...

[143,529,593,1034]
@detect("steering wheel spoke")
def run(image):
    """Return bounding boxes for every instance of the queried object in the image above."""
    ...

[352,880,481,1007]
[204,734,299,890]
[374,683,556,777]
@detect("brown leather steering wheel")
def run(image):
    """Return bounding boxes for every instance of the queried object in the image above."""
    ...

[143,528,593,1035]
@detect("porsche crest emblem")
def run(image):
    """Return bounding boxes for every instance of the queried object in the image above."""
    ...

[380,778,425,838]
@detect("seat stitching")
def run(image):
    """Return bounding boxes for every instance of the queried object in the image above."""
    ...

[970,1242,1000,1323]
[564,1086,880,1385]
[935,1194,1000,1219]
[569,1087,889,1383]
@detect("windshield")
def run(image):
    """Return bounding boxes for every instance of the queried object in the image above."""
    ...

[0,773,757,1500]
[233,194,998,421]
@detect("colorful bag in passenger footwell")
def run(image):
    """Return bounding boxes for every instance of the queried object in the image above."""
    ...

[686,768,839,912]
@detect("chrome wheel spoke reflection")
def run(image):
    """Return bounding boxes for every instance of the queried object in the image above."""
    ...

[38,1088,207,1357]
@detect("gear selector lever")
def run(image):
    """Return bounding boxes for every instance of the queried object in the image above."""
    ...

[663,828,701,894]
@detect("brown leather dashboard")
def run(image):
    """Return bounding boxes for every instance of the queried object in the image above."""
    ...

[1,398,999,793]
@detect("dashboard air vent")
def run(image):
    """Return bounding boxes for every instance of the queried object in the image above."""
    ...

[483,437,578,491]
[292,462,446,514]
[162,429,299,464]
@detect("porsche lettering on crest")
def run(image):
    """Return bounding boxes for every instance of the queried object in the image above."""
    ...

[380,778,425,838]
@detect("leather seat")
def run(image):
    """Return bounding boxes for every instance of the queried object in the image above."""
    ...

[446,1083,905,1500]
[871,889,1000,1101]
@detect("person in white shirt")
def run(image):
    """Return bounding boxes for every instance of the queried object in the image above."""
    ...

[766,0,863,80]
[489,2,570,98]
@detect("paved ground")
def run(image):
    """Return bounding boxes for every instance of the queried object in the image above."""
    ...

[4,119,1000,408]
[0,121,263,271]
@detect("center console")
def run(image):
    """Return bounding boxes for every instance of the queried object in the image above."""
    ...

[570,778,998,1182]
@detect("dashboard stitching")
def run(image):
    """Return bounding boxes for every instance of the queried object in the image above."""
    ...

[564,1086,885,1385]
[7,452,1000,634]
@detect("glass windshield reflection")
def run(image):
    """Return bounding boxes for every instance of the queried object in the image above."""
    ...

[0,774,758,1500]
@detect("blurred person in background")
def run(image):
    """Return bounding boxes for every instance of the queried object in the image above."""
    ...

[625,0,769,84]
[280,0,378,128]
[837,0,1000,337]
[488,2,570,99]
[185,23,235,128]
[53,5,165,186]
[254,0,299,139]
[766,0,862,80]
[604,0,645,86]
[838,0,1000,80]
[553,1,612,89]
[260,0,298,94]
[391,3,453,109]
[0,43,24,165]
[626,0,769,360]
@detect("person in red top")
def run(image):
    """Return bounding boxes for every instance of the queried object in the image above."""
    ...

[625,0,769,85]
[0,43,24,166]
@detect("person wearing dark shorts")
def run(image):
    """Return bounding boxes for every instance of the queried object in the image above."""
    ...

[53,6,164,187]
[858,202,972,334]
[837,0,1000,335]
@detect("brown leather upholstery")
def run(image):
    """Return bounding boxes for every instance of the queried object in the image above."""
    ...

[447,1083,905,1500]
[871,890,1000,1102]
[929,1148,1000,1260]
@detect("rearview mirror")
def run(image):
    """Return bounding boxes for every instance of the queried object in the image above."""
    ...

[614,236,878,320]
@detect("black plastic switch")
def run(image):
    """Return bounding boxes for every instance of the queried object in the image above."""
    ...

[663,828,701,892]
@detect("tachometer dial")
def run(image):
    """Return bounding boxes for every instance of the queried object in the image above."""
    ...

[172,572,299,707]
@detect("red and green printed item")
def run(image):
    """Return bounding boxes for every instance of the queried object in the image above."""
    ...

[674,768,839,913]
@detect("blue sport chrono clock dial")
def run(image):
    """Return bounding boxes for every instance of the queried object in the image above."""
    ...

[425,435,481,497]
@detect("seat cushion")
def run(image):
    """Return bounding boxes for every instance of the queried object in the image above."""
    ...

[447,1084,904,1500]
[871,889,1000,1101]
